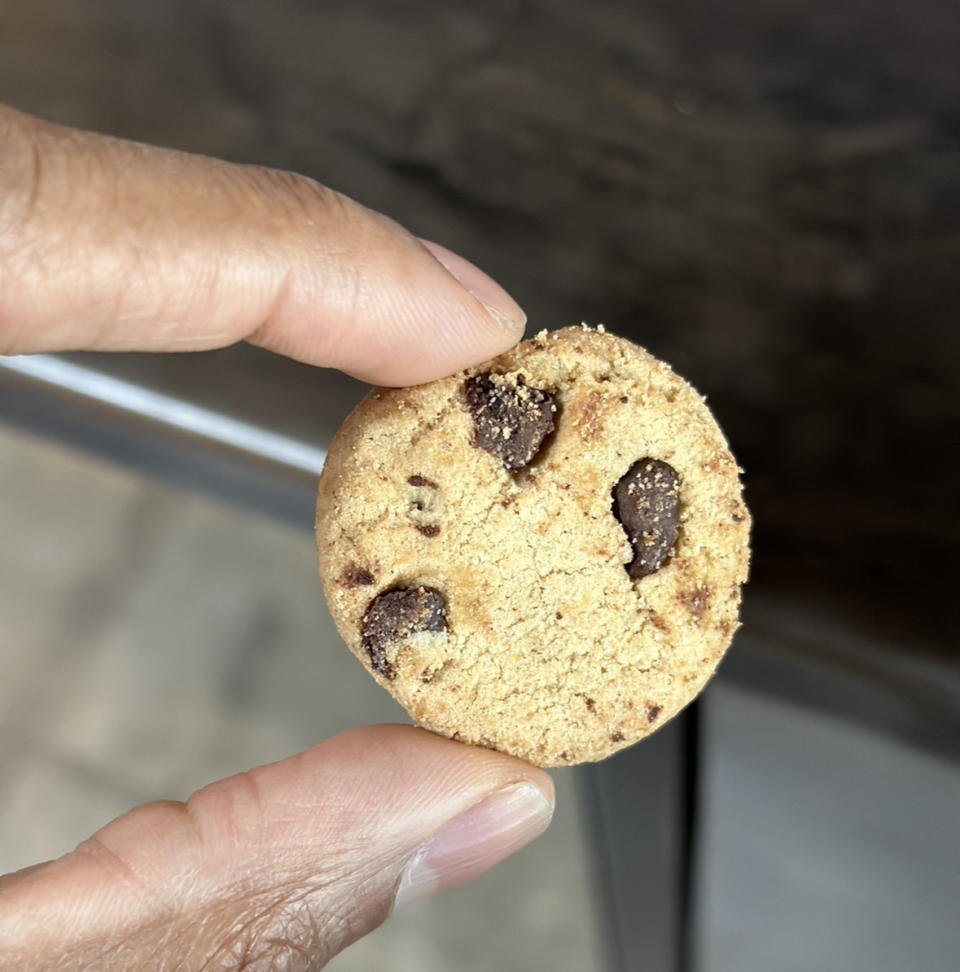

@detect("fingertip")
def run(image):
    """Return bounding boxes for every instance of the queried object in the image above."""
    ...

[252,223,526,387]
[417,238,526,334]
[393,780,554,908]
[332,239,526,387]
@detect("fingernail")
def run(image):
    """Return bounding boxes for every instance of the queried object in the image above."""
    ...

[419,239,527,331]
[394,782,554,908]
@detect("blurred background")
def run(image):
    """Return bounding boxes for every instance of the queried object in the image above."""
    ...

[1,2,958,970]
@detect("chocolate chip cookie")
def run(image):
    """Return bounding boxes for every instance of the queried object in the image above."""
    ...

[316,326,750,766]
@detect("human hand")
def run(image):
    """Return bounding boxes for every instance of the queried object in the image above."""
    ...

[0,105,554,970]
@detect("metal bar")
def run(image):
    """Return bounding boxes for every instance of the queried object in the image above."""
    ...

[0,354,327,476]
[0,354,322,528]
[580,708,698,972]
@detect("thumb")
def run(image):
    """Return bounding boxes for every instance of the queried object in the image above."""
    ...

[0,104,526,385]
[0,726,554,970]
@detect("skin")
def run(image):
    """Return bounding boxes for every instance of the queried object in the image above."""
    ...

[0,104,553,970]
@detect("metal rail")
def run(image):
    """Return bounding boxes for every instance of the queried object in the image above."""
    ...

[0,354,327,475]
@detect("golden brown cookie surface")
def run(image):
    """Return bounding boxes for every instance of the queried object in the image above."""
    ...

[316,326,750,766]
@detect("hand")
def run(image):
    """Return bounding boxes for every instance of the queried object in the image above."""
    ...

[0,105,553,970]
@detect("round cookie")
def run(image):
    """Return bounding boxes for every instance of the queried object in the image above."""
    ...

[316,326,750,767]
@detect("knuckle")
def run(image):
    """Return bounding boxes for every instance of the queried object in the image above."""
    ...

[241,164,354,229]
[237,165,373,353]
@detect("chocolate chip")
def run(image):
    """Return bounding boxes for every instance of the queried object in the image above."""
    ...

[417,524,440,537]
[464,373,556,470]
[339,562,374,588]
[646,704,662,723]
[407,475,438,488]
[361,586,447,679]
[610,731,625,743]
[612,459,681,578]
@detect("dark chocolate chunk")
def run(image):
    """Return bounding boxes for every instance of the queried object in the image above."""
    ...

[610,731,625,743]
[361,586,447,678]
[464,373,555,470]
[417,524,440,537]
[646,704,662,723]
[612,458,681,578]
[407,475,438,488]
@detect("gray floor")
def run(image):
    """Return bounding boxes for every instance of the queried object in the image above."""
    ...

[696,683,960,972]
[0,423,602,971]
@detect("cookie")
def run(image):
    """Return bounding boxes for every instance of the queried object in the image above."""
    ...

[316,326,750,766]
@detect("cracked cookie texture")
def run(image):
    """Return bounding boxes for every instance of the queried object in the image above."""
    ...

[316,326,750,766]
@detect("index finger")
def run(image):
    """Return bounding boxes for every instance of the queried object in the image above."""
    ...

[0,105,526,386]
